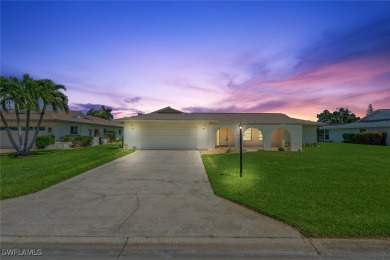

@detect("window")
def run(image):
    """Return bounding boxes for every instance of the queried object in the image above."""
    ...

[70,126,78,135]
[258,130,263,141]
[324,130,329,141]
[243,128,252,141]
[88,129,92,137]
[48,127,52,133]
[118,129,122,135]
[1,126,18,131]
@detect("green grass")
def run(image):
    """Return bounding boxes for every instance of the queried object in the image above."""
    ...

[0,144,133,200]
[202,143,390,238]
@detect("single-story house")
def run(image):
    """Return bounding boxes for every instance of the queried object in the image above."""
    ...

[318,109,390,145]
[0,110,123,149]
[118,106,323,151]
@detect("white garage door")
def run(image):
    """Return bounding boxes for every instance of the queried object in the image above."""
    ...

[141,122,197,150]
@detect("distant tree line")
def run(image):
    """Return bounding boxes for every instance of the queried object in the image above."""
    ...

[317,104,375,125]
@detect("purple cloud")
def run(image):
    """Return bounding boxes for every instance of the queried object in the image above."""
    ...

[124,97,141,104]
[71,103,108,113]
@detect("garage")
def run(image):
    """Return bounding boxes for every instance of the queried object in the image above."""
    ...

[141,122,197,150]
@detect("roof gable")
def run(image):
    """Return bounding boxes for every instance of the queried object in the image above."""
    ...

[151,106,183,114]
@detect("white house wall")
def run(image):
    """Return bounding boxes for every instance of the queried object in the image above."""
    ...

[197,122,209,150]
[0,127,46,149]
[124,121,142,149]
[123,121,306,151]
[1,121,123,149]
[302,125,318,144]
[328,127,390,145]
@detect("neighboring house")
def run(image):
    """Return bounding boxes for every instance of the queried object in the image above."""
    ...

[318,109,390,145]
[0,110,123,149]
[118,106,322,151]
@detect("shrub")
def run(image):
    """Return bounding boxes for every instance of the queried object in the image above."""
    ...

[342,133,356,143]
[278,146,285,151]
[355,132,387,145]
[105,131,116,143]
[61,135,93,148]
[36,135,55,149]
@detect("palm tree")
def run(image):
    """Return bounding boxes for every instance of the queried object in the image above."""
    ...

[0,74,39,155]
[0,74,68,156]
[25,79,69,154]
[87,105,113,120]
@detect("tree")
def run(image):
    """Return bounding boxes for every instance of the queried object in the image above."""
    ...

[366,104,374,116]
[87,105,114,120]
[317,107,360,125]
[0,74,68,156]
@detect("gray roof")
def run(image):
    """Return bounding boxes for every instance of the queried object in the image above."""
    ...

[2,110,123,128]
[320,109,390,129]
[118,106,322,126]
[320,121,390,129]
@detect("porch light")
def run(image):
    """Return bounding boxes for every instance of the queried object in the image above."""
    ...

[131,124,134,130]
[239,122,243,177]
[202,123,205,130]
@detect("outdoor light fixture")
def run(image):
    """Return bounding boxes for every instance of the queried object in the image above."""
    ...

[239,122,243,177]
[131,124,134,130]
[202,123,205,130]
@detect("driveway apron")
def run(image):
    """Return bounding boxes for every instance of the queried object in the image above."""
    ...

[0,150,301,238]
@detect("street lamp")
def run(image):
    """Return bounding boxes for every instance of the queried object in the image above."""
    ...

[239,122,243,177]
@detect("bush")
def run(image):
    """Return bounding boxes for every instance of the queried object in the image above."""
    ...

[342,133,356,143]
[61,135,93,148]
[105,131,116,143]
[36,135,55,149]
[355,132,387,145]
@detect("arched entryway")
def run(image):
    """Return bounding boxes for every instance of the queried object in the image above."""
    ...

[215,128,235,147]
[243,127,263,149]
[271,128,291,150]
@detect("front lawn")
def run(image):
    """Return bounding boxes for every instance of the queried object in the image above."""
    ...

[202,143,390,238]
[0,144,133,199]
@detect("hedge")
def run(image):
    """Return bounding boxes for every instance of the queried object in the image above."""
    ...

[105,131,117,143]
[355,132,387,145]
[342,133,356,143]
[61,135,93,148]
[36,135,55,149]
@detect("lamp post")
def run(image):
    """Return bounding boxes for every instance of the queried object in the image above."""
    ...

[239,122,243,177]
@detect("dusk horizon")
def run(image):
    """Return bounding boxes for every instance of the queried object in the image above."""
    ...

[2,1,390,121]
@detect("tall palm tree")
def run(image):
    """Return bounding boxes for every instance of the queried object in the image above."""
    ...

[0,74,68,156]
[25,79,69,153]
[0,74,39,155]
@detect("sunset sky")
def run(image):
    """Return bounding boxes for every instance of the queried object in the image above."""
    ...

[2,1,390,121]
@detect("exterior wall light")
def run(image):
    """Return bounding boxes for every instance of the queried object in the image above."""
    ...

[131,124,134,130]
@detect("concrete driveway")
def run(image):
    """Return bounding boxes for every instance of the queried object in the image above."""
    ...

[1,150,301,238]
